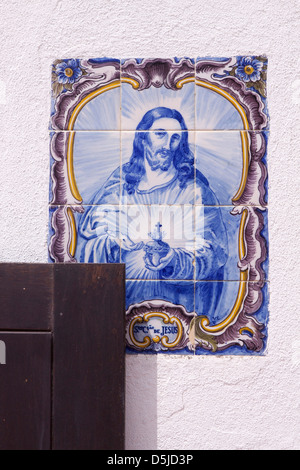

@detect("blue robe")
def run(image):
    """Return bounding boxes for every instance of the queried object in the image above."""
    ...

[77,167,228,318]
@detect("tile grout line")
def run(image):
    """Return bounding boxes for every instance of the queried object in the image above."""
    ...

[119,62,122,263]
[48,129,270,133]
[194,57,197,330]
[49,204,269,208]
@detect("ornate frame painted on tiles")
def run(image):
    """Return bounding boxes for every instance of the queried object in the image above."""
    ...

[49,57,269,355]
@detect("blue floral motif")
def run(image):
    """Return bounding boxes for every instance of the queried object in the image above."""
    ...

[55,59,83,84]
[235,56,263,82]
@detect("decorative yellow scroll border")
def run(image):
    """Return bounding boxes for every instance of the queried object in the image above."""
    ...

[64,75,252,341]
[67,207,77,258]
[129,312,183,349]
[198,209,249,335]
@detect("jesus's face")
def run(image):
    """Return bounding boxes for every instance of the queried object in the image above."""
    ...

[143,117,182,171]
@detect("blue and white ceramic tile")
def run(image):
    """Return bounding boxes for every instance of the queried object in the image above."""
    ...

[196,205,268,282]
[49,205,122,264]
[121,82,195,131]
[120,205,195,280]
[49,57,269,356]
[48,206,57,263]
[50,58,121,130]
[72,87,120,131]
[195,131,243,205]
[49,132,56,203]
[195,131,268,206]
[72,131,121,204]
[125,280,195,355]
[76,205,121,264]
[194,280,237,323]
[195,205,239,281]
[50,131,121,205]
[196,85,244,130]
[260,208,269,280]
[120,130,195,205]
[194,281,269,355]
[121,58,195,131]
[196,56,269,131]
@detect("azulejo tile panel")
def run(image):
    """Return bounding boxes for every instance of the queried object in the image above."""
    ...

[49,56,269,355]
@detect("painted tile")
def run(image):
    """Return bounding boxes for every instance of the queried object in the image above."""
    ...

[195,131,268,206]
[195,205,268,282]
[196,56,269,130]
[120,130,195,205]
[50,58,121,130]
[121,58,195,131]
[260,208,269,280]
[49,205,81,264]
[196,83,244,130]
[49,205,121,264]
[195,205,233,280]
[194,281,269,355]
[77,205,123,263]
[48,205,57,263]
[125,280,195,354]
[50,131,121,206]
[120,205,195,280]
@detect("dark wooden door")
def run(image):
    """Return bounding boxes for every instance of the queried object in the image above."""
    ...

[0,263,125,450]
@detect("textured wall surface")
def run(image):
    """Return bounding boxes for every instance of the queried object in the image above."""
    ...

[0,0,299,450]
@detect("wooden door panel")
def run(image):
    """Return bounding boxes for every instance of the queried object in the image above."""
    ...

[0,264,53,331]
[0,332,51,450]
[52,264,125,450]
[0,263,125,450]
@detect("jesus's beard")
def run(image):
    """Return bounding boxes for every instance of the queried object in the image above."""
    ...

[145,148,174,172]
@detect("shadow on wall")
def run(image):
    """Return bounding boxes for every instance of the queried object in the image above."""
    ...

[125,355,158,450]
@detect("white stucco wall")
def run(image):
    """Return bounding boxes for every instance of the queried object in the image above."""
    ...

[0,0,299,450]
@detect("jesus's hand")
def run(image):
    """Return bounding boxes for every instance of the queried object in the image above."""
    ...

[144,248,176,271]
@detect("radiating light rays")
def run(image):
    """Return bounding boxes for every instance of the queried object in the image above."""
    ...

[73,86,120,130]
[120,205,194,248]
[196,86,244,130]
[120,204,195,279]
[122,249,158,280]
[73,131,121,203]
[71,83,244,207]
[65,76,244,131]
[195,131,243,204]
[121,82,195,130]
